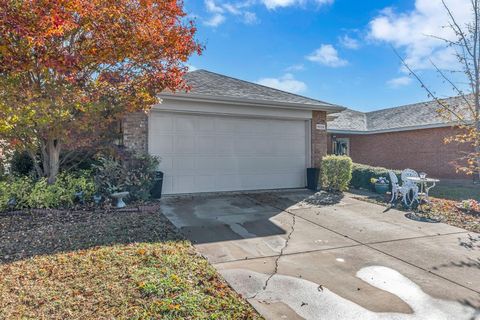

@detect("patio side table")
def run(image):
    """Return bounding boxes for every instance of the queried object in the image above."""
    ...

[405,176,440,205]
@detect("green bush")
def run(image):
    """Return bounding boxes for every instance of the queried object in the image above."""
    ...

[125,154,160,201]
[10,150,34,176]
[350,163,401,190]
[0,176,34,210]
[321,155,353,191]
[0,171,95,211]
[27,172,95,209]
[93,154,160,201]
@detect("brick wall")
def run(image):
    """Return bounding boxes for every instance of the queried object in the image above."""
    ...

[312,111,328,168]
[122,112,148,153]
[328,127,472,179]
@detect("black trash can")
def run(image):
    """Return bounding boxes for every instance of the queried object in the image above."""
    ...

[307,168,320,191]
[150,171,164,199]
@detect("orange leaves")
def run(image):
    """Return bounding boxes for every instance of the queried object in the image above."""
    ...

[0,0,202,174]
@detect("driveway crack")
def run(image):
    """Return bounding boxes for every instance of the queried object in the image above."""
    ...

[249,212,297,299]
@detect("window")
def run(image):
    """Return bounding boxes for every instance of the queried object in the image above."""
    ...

[332,138,350,156]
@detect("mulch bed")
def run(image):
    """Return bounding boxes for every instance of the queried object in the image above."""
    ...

[0,203,180,263]
[428,198,480,233]
[351,190,480,233]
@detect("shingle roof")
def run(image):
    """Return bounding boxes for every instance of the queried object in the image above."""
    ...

[178,69,336,107]
[328,95,470,132]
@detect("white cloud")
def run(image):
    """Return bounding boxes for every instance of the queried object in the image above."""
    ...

[243,12,259,24]
[205,0,225,13]
[262,0,334,10]
[340,35,360,50]
[203,0,259,26]
[186,64,198,72]
[257,73,307,93]
[203,0,333,25]
[387,76,412,88]
[368,0,471,71]
[204,13,226,27]
[285,63,305,71]
[306,44,348,67]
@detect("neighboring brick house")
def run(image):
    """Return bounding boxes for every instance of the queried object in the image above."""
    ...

[123,69,343,194]
[327,96,472,179]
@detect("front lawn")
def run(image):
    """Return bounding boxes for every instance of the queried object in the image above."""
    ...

[429,183,480,201]
[0,206,261,319]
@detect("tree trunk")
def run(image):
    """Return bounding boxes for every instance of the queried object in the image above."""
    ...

[41,138,61,184]
[475,85,480,181]
[27,149,43,179]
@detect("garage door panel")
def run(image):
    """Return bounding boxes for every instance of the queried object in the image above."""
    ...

[158,157,174,171]
[173,158,196,172]
[149,135,174,154]
[149,112,307,194]
[175,117,196,132]
[197,117,216,131]
[216,175,243,191]
[215,138,234,154]
[194,175,216,189]
[196,135,218,154]
[196,157,221,174]
[215,118,237,132]
[174,136,195,154]
[212,157,240,173]
[150,115,174,132]
[162,175,174,194]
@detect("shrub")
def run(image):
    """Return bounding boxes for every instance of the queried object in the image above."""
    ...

[27,172,95,209]
[350,163,401,190]
[321,155,353,192]
[10,150,34,176]
[0,176,34,210]
[60,150,99,172]
[93,154,160,201]
[124,154,160,201]
[0,171,95,211]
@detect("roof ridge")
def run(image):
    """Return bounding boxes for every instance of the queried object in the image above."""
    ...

[364,95,467,115]
[191,69,334,106]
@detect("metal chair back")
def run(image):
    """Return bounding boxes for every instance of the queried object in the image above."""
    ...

[388,171,399,185]
[401,168,418,186]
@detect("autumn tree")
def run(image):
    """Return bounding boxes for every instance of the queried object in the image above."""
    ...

[399,0,480,177]
[0,0,202,183]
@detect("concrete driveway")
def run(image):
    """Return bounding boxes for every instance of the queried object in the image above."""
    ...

[160,190,480,320]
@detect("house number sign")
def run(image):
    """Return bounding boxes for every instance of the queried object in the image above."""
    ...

[316,123,326,130]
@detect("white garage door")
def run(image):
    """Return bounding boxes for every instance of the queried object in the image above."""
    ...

[149,112,308,194]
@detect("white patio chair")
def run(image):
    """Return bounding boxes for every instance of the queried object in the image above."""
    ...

[400,168,420,206]
[388,171,410,205]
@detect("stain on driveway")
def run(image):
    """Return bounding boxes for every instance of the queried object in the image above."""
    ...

[161,190,480,320]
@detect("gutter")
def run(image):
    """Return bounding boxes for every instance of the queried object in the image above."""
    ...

[328,122,459,135]
[159,92,346,114]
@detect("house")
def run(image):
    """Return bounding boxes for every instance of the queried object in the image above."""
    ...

[122,69,344,194]
[327,96,473,179]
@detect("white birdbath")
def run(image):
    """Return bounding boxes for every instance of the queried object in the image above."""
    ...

[111,191,129,209]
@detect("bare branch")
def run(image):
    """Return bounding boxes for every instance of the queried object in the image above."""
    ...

[393,47,468,124]
[430,60,475,116]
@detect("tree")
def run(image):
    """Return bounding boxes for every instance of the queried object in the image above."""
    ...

[398,0,480,177]
[0,0,202,183]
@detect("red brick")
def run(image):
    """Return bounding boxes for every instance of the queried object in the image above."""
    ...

[123,112,148,153]
[312,111,328,168]
[328,127,472,179]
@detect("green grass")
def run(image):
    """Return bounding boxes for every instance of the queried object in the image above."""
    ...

[0,242,261,319]
[429,184,480,201]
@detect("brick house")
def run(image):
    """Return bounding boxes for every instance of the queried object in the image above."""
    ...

[327,96,472,179]
[123,69,343,194]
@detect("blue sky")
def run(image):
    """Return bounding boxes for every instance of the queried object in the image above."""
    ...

[183,0,470,111]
